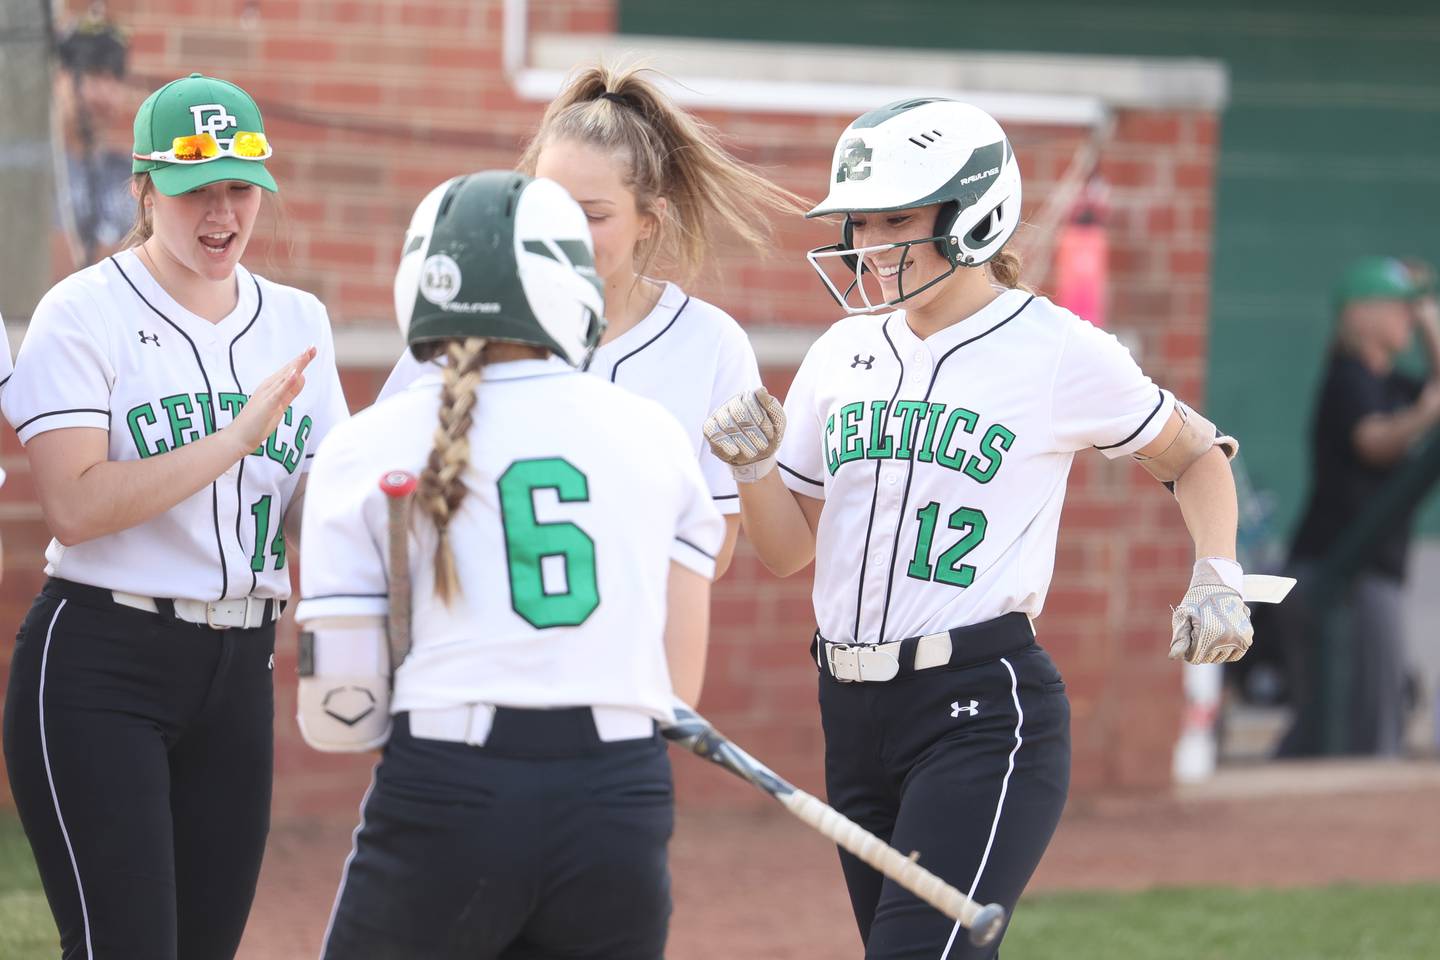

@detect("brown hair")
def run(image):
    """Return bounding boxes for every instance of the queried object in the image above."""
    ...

[988,249,1024,289]
[415,337,488,603]
[517,63,807,281]
[121,172,293,273]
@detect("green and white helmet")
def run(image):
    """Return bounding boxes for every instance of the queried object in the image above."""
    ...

[806,98,1022,313]
[394,171,605,366]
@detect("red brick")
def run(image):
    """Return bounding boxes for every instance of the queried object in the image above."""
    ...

[1175,161,1215,190]
[1169,246,1211,278]
[1117,113,1182,146]
[264,35,339,64]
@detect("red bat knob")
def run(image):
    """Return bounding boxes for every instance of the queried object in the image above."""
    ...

[379,470,418,498]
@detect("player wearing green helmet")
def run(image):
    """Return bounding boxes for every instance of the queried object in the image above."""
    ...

[297,170,723,959]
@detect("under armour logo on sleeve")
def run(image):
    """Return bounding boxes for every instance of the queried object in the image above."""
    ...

[851,354,874,369]
[950,699,978,718]
[138,331,160,346]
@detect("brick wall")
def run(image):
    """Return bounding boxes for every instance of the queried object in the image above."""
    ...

[1,0,1218,812]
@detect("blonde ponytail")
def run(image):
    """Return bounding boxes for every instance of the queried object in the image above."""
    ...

[416,337,487,604]
[517,62,808,281]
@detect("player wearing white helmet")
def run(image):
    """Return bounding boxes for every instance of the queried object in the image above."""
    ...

[297,170,723,959]
[1,74,348,959]
[376,64,806,575]
[704,98,1252,958]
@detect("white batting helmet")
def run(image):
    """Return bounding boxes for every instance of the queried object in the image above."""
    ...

[806,98,1022,313]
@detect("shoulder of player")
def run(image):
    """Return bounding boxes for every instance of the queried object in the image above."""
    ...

[312,391,429,470]
[659,287,753,350]
[25,260,121,338]
[571,373,688,433]
[249,272,330,325]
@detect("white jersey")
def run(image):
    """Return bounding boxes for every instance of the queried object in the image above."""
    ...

[1,249,349,601]
[296,358,725,723]
[376,282,760,515]
[778,289,1174,645]
[0,312,11,488]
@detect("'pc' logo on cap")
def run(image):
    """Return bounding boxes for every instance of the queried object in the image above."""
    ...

[189,104,238,144]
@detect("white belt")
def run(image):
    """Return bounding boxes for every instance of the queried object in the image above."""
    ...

[111,591,280,630]
[407,705,656,746]
[824,632,957,683]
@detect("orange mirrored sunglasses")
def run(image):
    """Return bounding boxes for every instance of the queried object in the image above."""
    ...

[133,131,272,164]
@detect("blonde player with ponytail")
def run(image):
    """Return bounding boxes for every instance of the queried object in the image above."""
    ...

[296,171,724,959]
[378,64,807,574]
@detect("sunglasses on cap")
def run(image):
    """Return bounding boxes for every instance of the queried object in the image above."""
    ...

[133,131,272,164]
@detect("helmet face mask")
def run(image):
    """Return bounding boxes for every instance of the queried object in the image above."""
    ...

[805,98,1022,314]
[394,171,605,366]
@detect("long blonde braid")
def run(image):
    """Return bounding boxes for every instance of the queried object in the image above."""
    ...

[416,336,487,603]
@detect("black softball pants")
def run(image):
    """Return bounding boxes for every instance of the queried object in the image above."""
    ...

[321,709,675,960]
[819,616,1071,959]
[3,579,276,960]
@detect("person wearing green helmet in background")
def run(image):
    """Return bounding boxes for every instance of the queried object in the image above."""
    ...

[1277,256,1440,757]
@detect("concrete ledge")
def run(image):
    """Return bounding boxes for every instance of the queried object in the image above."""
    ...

[527,33,1228,120]
[1178,758,1440,802]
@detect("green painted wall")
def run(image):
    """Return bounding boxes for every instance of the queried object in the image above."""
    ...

[620,2,1440,546]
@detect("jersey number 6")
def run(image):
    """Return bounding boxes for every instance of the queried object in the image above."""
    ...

[498,458,600,629]
[907,502,988,588]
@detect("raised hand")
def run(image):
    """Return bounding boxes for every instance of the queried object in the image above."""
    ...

[703,388,787,483]
[226,347,316,457]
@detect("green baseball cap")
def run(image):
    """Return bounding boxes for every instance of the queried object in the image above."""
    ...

[132,73,277,196]
[1333,256,1421,311]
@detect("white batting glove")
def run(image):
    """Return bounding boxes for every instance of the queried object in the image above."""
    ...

[703,388,787,483]
[1169,558,1254,664]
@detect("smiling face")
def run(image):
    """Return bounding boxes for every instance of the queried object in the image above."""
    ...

[848,203,956,311]
[143,179,262,282]
[534,138,659,286]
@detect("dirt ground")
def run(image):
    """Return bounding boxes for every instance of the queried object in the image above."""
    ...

[237,760,1440,960]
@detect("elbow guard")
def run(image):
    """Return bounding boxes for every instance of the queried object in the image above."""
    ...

[1132,401,1238,485]
[297,618,393,753]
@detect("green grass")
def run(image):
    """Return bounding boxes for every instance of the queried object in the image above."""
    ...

[3,807,1438,959]
[0,809,57,958]
[1004,884,1440,960]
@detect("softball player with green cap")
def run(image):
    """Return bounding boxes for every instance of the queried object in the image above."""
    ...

[2,73,348,959]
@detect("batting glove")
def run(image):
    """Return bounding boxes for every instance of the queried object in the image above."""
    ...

[704,388,787,483]
[1169,557,1254,664]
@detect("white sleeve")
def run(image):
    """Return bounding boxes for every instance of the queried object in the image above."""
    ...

[701,322,763,515]
[776,338,828,499]
[295,419,390,623]
[375,350,432,404]
[665,417,726,579]
[299,298,351,474]
[1050,318,1175,458]
[0,312,10,488]
[2,287,114,443]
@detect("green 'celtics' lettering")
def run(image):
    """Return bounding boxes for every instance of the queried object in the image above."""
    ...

[935,407,979,470]
[963,424,1016,484]
[284,415,313,473]
[866,400,894,459]
[127,403,168,458]
[824,399,1015,482]
[122,391,309,473]
[825,413,839,475]
[835,402,866,472]
[498,458,599,628]
[160,394,198,449]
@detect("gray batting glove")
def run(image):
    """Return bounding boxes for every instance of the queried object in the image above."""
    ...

[704,388,787,483]
[1169,558,1254,664]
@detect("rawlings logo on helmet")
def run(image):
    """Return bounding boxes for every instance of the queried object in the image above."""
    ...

[835,138,873,183]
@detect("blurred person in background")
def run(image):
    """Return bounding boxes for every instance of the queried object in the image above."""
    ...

[54,15,134,265]
[1277,256,1440,757]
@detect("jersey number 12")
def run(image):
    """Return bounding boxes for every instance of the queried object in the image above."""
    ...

[907,502,987,587]
[498,458,600,628]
